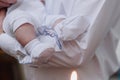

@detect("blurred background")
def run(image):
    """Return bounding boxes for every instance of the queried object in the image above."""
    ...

[0,50,24,80]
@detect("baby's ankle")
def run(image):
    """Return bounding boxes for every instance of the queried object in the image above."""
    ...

[0,29,4,34]
[52,18,65,28]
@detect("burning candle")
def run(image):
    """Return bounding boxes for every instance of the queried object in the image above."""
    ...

[70,70,78,80]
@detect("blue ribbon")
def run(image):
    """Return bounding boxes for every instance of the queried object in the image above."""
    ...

[38,26,62,49]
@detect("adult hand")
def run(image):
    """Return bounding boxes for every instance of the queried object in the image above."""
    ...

[0,0,16,8]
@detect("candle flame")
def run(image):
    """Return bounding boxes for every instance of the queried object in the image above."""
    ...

[70,70,77,80]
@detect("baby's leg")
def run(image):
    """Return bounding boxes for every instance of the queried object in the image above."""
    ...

[15,23,56,64]
[15,23,36,46]
[15,23,55,60]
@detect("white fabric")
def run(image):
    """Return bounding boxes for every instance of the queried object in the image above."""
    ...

[0,33,27,61]
[43,15,66,28]
[0,0,120,80]
[54,15,90,40]
[28,0,119,80]
[24,38,55,59]
[3,0,46,37]
[2,0,65,37]
[1,0,64,62]
[42,0,120,80]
